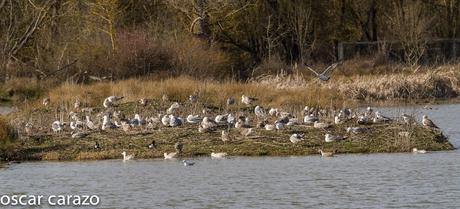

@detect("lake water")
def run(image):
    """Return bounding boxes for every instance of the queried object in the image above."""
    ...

[0,104,459,209]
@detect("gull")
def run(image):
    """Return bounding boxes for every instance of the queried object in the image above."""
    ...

[346,127,369,134]
[85,116,97,130]
[412,148,427,154]
[226,97,235,105]
[221,130,231,142]
[161,114,170,126]
[227,114,236,125]
[148,140,156,149]
[167,102,180,114]
[201,117,217,129]
[277,111,292,118]
[289,133,304,144]
[364,107,374,117]
[42,98,50,106]
[121,151,134,161]
[103,96,124,108]
[186,115,202,124]
[175,142,184,154]
[303,114,319,124]
[113,110,126,121]
[357,114,371,125]
[71,131,89,139]
[139,98,149,106]
[254,106,266,118]
[74,99,81,109]
[164,152,177,159]
[25,122,33,135]
[101,115,116,130]
[215,114,228,124]
[422,115,439,129]
[305,62,340,81]
[401,114,415,125]
[211,152,228,158]
[334,116,344,124]
[269,108,278,116]
[314,121,331,129]
[241,95,257,105]
[275,122,284,130]
[169,115,183,127]
[198,126,213,133]
[286,118,300,126]
[325,133,346,142]
[338,108,352,119]
[120,121,130,132]
[94,142,101,150]
[189,94,198,103]
[182,160,195,166]
[70,118,84,130]
[265,124,275,131]
[162,94,169,102]
[240,128,253,137]
[318,149,334,157]
[303,106,310,115]
[373,111,392,123]
[51,121,64,133]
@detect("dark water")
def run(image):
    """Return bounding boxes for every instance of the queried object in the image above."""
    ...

[0,104,459,209]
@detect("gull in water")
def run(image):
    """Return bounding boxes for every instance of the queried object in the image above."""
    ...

[122,151,134,161]
[346,127,369,134]
[241,95,257,105]
[325,133,346,142]
[51,121,65,133]
[186,115,202,124]
[182,160,195,166]
[85,116,97,130]
[103,96,124,108]
[422,115,439,129]
[221,130,231,142]
[164,152,177,159]
[314,121,331,129]
[254,106,266,119]
[304,114,319,124]
[211,152,228,158]
[148,140,156,149]
[42,98,50,106]
[289,133,304,144]
[318,149,334,157]
[305,62,340,81]
[373,111,392,123]
[169,115,183,127]
[412,148,427,154]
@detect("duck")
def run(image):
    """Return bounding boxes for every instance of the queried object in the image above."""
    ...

[42,98,50,106]
[289,133,304,144]
[211,152,228,158]
[318,149,334,157]
[182,160,195,166]
[412,148,427,154]
[121,151,134,161]
[164,152,177,159]
[94,141,101,150]
[325,133,346,142]
[148,140,156,149]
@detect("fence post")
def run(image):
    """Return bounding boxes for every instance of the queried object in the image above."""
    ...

[338,42,344,61]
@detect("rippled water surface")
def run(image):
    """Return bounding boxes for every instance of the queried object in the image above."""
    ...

[1,104,459,209]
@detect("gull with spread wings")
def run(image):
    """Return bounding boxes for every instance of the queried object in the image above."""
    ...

[306,62,341,81]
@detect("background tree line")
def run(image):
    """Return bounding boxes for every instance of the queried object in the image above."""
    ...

[0,0,457,81]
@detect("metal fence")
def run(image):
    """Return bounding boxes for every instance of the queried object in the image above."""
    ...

[337,39,460,63]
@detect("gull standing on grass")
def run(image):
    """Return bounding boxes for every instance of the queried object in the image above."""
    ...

[422,115,439,129]
[103,96,124,108]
